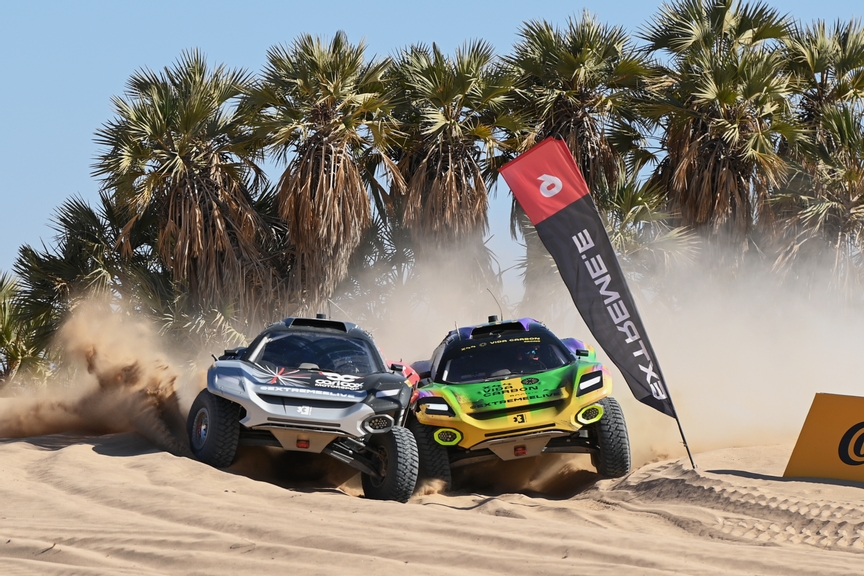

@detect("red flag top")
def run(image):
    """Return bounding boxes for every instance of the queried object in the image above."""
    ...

[499,138,590,224]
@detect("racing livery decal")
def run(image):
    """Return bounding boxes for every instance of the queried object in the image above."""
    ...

[313,372,365,391]
[420,365,575,413]
[250,365,365,391]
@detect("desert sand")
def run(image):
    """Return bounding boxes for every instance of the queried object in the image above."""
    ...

[0,432,861,576]
[1,289,862,574]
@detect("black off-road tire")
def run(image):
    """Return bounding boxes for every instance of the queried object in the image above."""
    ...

[590,396,631,478]
[408,418,452,491]
[361,426,419,503]
[186,389,241,468]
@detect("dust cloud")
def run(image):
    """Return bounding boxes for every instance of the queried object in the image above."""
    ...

[346,244,864,488]
[3,242,861,496]
[526,257,864,468]
[452,454,600,497]
[0,301,202,456]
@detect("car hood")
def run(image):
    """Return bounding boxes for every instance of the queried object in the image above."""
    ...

[428,364,577,414]
[211,360,405,394]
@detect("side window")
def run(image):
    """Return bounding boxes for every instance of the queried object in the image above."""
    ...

[430,343,447,381]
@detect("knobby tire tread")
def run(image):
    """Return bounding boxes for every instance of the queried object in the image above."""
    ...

[187,390,241,469]
[209,394,241,468]
[390,426,420,502]
[362,425,419,503]
[593,396,631,478]
[408,418,452,491]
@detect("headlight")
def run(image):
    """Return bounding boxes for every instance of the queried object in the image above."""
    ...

[433,428,463,445]
[418,397,455,417]
[213,373,246,395]
[576,371,604,396]
[363,414,394,433]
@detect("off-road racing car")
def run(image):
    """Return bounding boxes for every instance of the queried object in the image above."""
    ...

[409,316,630,489]
[187,315,419,502]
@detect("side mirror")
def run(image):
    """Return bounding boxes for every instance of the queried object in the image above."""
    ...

[410,360,432,380]
[561,338,590,357]
[390,361,421,386]
[218,347,247,360]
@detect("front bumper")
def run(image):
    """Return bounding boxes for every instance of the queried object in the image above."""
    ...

[210,373,375,438]
[415,385,610,450]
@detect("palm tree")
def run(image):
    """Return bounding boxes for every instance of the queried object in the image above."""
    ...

[642,0,800,243]
[379,41,520,318]
[783,19,864,133]
[93,49,274,320]
[0,273,47,386]
[388,40,522,244]
[506,13,652,314]
[330,213,415,329]
[772,104,864,297]
[13,191,248,358]
[507,13,653,198]
[251,32,393,310]
[13,195,121,352]
[771,20,864,296]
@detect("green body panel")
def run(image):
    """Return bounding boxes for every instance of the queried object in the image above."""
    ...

[434,364,579,414]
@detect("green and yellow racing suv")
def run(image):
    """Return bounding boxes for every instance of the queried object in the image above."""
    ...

[410,317,630,489]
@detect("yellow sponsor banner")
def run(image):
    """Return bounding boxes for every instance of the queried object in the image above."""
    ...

[784,393,864,483]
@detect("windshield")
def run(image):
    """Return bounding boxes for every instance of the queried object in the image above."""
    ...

[438,336,572,384]
[252,332,384,376]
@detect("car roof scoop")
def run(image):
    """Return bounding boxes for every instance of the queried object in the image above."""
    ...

[469,321,526,339]
[286,317,348,332]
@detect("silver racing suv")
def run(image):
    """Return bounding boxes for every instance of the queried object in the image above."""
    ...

[187,315,419,502]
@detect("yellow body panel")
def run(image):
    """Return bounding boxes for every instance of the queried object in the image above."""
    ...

[416,382,612,449]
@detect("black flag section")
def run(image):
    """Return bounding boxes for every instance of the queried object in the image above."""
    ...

[536,198,675,416]
[499,138,678,417]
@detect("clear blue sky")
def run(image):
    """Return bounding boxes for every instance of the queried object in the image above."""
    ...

[0,0,859,277]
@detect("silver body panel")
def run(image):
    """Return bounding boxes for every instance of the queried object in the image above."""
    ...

[477,431,568,460]
[269,430,340,453]
[208,360,376,439]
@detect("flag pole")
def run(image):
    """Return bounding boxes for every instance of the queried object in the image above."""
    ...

[498,138,697,470]
[665,387,696,469]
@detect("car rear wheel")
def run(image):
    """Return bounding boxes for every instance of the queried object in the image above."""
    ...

[187,389,241,468]
[408,418,452,491]
[590,396,631,478]
[361,426,419,502]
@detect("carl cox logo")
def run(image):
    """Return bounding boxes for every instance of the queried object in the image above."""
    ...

[838,421,864,466]
[537,174,563,197]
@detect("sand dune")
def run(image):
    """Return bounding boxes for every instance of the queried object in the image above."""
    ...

[0,433,860,575]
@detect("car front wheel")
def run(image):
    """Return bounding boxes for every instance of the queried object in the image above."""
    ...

[590,396,631,478]
[408,418,452,491]
[361,426,419,502]
[187,389,241,468]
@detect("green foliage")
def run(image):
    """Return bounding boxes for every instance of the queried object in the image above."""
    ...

[783,18,864,128]
[251,31,394,309]
[508,12,652,194]
[772,104,864,296]
[643,0,801,242]
[9,11,864,361]
[93,49,277,320]
[388,40,523,244]
[0,273,49,386]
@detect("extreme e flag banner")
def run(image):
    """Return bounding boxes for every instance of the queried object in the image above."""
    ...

[500,138,676,418]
